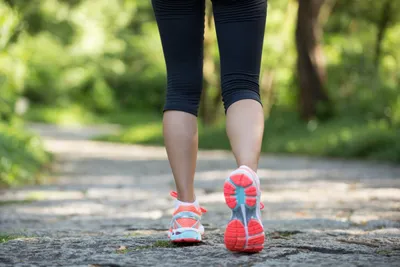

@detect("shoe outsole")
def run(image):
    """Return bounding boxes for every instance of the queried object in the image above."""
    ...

[169,229,202,243]
[171,238,201,243]
[224,172,265,252]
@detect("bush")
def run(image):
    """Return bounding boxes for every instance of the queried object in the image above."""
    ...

[324,121,400,161]
[0,122,51,187]
[0,1,26,122]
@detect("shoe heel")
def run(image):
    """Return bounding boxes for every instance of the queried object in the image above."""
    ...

[223,171,264,252]
[223,172,258,210]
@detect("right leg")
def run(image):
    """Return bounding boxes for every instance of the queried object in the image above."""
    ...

[212,0,267,252]
[213,0,267,172]
[152,0,205,203]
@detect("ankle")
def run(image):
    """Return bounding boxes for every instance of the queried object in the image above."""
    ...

[176,193,196,203]
[176,190,195,203]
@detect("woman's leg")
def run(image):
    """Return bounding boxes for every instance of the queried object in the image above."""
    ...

[213,0,267,252]
[226,101,264,171]
[152,0,205,202]
[213,0,267,172]
[163,111,198,202]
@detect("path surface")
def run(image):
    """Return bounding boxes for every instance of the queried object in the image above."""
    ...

[1,123,400,266]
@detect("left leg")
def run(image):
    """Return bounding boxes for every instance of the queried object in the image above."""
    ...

[152,0,206,203]
[152,0,207,243]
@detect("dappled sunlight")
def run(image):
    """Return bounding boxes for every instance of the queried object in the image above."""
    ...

[0,190,85,202]
[1,122,399,263]
[44,139,168,160]
[194,170,232,181]
[29,123,121,142]
[261,187,400,203]
[3,125,398,233]
[18,201,105,216]
[118,123,162,144]
[258,169,326,180]
[106,210,163,220]
[85,188,164,201]
[55,176,139,186]
[196,193,224,204]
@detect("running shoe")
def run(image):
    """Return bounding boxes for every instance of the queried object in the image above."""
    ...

[168,191,207,243]
[223,165,265,252]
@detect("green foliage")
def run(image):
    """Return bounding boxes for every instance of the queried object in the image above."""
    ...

[2,0,399,117]
[0,1,26,122]
[94,109,400,163]
[262,109,400,162]
[25,105,158,126]
[0,122,51,187]
[331,0,400,26]
[1,0,165,115]
[25,105,99,125]
[324,4,400,127]
[261,0,298,108]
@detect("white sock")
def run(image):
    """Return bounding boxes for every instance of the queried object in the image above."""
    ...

[239,165,257,175]
[175,198,200,209]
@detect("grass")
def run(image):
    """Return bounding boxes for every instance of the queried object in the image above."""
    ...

[96,109,400,163]
[25,105,99,126]
[25,105,160,126]
[0,234,23,243]
[261,110,400,162]
[133,240,176,250]
[25,106,400,162]
[153,240,176,248]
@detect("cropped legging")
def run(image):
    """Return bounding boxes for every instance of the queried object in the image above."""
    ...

[152,0,267,116]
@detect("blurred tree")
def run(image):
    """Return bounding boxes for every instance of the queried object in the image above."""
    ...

[331,0,400,70]
[1,0,399,129]
[374,0,395,69]
[295,0,331,120]
[200,2,221,125]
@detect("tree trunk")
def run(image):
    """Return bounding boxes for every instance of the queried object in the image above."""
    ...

[374,0,392,69]
[260,70,274,116]
[295,0,331,120]
[200,3,221,125]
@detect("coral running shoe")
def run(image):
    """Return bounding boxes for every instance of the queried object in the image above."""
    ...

[223,165,265,252]
[168,191,207,243]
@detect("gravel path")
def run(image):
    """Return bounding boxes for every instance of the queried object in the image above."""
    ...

[1,123,399,266]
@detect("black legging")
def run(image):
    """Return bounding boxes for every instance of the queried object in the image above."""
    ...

[152,0,267,116]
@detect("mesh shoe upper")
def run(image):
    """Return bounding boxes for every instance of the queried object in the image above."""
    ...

[168,191,207,238]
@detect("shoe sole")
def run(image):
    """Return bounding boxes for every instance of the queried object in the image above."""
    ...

[169,230,202,243]
[223,171,264,252]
